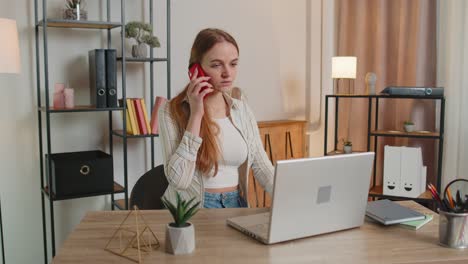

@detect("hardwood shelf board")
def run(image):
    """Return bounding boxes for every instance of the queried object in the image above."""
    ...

[112,130,159,138]
[39,105,123,113]
[326,150,367,156]
[370,130,440,138]
[326,94,444,100]
[326,94,377,98]
[117,57,168,62]
[257,120,307,128]
[37,19,121,29]
[369,185,433,201]
[43,182,125,201]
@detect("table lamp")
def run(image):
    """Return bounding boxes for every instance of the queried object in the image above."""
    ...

[0,17,21,264]
[0,18,21,74]
[331,56,356,94]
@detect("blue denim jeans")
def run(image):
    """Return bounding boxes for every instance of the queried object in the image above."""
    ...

[203,190,248,208]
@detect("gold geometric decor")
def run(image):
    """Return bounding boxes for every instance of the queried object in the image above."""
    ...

[105,206,160,263]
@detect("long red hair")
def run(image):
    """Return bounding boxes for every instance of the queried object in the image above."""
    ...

[169,28,239,176]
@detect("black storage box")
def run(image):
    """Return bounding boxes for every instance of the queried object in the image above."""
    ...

[46,150,114,199]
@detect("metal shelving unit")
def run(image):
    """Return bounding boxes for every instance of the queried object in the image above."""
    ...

[111,0,171,211]
[34,1,126,262]
[324,94,445,203]
[35,0,171,260]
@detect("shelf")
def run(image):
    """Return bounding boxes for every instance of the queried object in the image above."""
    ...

[42,182,125,201]
[370,130,440,139]
[39,105,123,113]
[326,150,367,156]
[369,185,433,201]
[117,57,168,63]
[112,130,159,138]
[37,19,121,29]
[326,94,378,98]
[326,94,444,99]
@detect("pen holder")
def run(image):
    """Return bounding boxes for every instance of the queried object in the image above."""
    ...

[439,210,468,249]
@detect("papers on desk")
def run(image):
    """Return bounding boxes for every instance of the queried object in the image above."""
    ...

[398,214,433,230]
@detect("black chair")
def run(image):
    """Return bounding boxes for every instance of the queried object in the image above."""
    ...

[130,164,168,210]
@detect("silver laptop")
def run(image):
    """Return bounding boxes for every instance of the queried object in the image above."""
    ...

[227,152,375,244]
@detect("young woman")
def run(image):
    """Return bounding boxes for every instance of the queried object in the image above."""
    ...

[158,28,274,208]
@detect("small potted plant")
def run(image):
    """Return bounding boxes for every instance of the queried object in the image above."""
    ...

[404,120,415,132]
[161,192,200,255]
[63,0,87,21]
[341,139,352,154]
[125,21,161,58]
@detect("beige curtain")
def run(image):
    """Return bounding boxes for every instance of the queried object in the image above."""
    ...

[336,0,438,187]
[437,0,468,188]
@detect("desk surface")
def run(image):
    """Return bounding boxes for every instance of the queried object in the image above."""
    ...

[53,201,468,264]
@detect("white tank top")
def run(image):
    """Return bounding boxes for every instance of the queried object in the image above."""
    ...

[202,117,248,189]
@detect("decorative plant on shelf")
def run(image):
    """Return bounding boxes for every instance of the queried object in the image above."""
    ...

[341,138,353,154]
[63,0,87,21]
[125,21,161,58]
[161,192,199,255]
[403,120,415,132]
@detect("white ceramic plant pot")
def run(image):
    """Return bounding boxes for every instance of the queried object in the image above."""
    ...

[404,124,415,132]
[343,145,352,154]
[165,222,195,255]
[132,43,148,58]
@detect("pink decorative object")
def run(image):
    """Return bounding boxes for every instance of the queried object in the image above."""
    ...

[53,83,66,108]
[54,83,65,93]
[150,96,167,134]
[64,88,74,108]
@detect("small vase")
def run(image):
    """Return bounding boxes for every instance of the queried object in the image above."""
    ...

[165,223,195,255]
[344,145,352,154]
[404,124,415,132]
[63,7,88,20]
[132,43,148,58]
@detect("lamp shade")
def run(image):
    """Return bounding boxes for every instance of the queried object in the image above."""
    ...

[0,18,21,73]
[331,56,356,79]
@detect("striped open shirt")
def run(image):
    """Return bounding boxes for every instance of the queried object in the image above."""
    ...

[158,92,274,207]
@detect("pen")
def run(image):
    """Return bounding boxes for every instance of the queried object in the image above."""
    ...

[447,188,455,209]
[427,184,447,211]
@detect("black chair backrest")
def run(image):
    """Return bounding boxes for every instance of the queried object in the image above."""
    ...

[130,164,168,210]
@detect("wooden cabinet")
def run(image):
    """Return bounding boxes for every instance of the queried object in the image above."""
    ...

[248,120,307,207]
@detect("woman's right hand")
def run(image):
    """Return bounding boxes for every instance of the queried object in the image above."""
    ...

[187,69,214,118]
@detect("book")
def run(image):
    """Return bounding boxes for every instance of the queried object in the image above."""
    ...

[139,99,152,134]
[126,98,140,135]
[133,99,148,135]
[150,96,167,134]
[118,99,134,135]
[398,214,433,230]
[89,49,107,108]
[105,49,118,107]
[366,199,425,225]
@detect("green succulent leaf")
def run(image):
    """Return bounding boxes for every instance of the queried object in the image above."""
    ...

[161,192,200,228]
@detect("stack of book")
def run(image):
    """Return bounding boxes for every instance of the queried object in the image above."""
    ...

[366,199,433,230]
[119,98,153,135]
[119,96,167,135]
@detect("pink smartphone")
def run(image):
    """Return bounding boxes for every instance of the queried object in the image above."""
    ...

[188,63,210,97]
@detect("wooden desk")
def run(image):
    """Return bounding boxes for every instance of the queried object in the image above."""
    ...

[53,201,468,264]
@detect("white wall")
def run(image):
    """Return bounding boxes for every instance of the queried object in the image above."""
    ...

[0,0,326,263]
